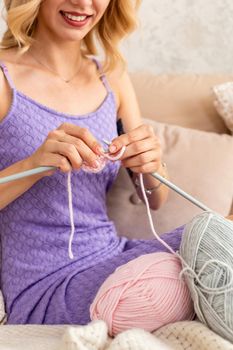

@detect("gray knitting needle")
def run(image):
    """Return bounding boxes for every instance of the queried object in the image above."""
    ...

[0,139,112,185]
[103,139,212,212]
[0,166,56,184]
[150,172,212,212]
[0,139,212,213]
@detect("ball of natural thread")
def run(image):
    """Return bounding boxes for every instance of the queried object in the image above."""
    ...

[180,211,233,343]
[90,252,194,336]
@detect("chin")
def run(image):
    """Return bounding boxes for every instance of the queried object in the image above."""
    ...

[54,28,91,43]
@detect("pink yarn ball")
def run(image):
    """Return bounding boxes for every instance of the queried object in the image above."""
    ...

[90,252,194,336]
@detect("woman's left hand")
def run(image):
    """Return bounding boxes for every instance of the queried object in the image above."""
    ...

[108,124,162,174]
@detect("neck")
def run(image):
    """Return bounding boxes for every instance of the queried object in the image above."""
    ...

[29,27,83,78]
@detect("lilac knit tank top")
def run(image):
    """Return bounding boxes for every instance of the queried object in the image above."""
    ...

[0,58,127,310]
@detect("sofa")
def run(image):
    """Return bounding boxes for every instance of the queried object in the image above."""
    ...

[0,73,233,349]
[107,72,233,238]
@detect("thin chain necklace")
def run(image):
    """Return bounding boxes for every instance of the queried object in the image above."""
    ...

[29,51,83,83]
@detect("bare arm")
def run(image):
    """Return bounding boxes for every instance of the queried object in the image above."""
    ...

[109,68,169,210]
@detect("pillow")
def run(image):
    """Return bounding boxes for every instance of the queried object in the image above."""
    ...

[106,119,233,239]
[213,82,233,134]
[130,73,233,134]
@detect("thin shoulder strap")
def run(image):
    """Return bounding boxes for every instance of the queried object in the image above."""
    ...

[0,60,15,90]
[92,57,111,93]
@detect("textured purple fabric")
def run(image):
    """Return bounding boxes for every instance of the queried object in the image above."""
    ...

[0,59,185,325]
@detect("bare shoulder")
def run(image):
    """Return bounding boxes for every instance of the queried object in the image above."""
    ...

[0,49,10,91]
[0,49,15,123]
[106,63,133,107]
[0,48,17,62]
[106,62,142,130]
[0,48,18,79]
[106,62,129,95]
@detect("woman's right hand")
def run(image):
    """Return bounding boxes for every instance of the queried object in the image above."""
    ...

[28,123,104,176]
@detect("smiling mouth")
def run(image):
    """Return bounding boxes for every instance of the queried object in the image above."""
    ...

[60,11,92,23]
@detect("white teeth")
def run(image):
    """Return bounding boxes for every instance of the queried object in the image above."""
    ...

[63,12,87,22]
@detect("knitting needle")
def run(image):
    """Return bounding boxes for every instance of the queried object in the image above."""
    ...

[0,140,213,213]
[0,139,112,184]
[0,166,56,184]
[150,172,212,212]
[103,139,213,212]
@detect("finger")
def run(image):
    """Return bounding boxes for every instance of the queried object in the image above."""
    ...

[57,123,104,155]
[127,161,161,174]
[109,124,155,153]
[120,137,161,161]
[37,153,72,173]
[50,154,73,173]
[48,132,101,167]
[46,139,83,170]
[122,149,162,168]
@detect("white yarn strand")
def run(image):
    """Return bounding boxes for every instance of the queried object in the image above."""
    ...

[139,174,233,301]
[66,146,127,260]
[138,173,178,256]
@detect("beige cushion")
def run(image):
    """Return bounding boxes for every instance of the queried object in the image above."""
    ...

[107,119,233,239]
[130,73,233,134]
[213,82,233,134]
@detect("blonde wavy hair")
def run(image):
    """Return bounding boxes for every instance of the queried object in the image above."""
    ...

[1,0,141,72]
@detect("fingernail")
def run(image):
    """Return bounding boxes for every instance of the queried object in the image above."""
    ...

[93,160,100,168]
[109,144,117,153]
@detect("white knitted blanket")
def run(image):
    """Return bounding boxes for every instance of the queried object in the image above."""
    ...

[0,320,233,350]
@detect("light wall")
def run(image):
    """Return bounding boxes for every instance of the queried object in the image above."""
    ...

[121,0,233,73]
[0,0,5,39]
[0,0,233,73]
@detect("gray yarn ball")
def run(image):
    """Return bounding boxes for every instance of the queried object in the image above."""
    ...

[180,211,233,343]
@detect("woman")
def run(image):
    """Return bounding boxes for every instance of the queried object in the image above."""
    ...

[0,0,184,325]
